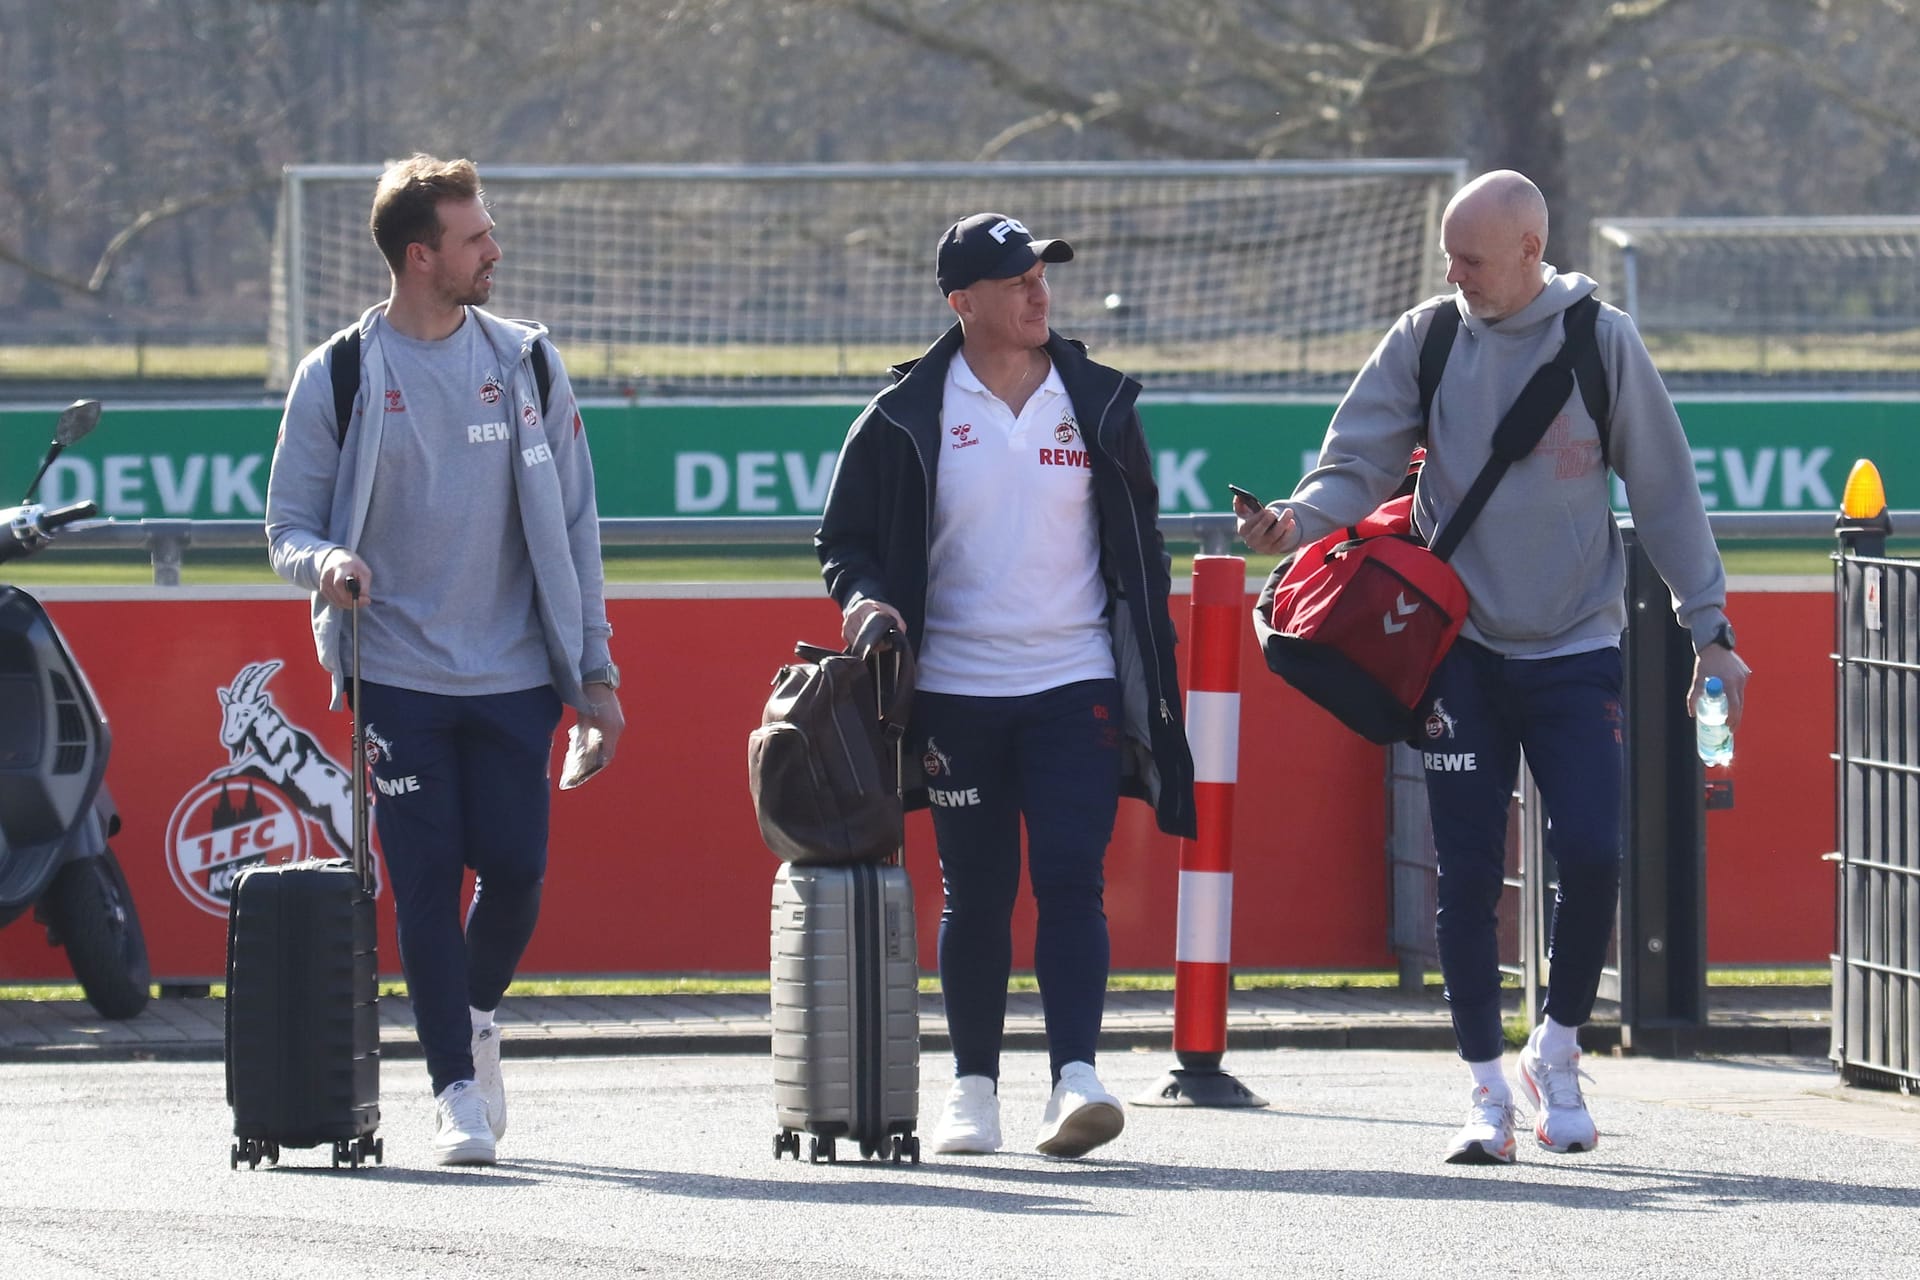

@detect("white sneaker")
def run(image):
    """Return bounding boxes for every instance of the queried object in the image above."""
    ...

[1443,1084,1518,1165]
[930,1075,1002,1154]
[472,1023,507,1139]
[432,1080,497,1166]
[1519,1024,1600,1153]
[1035,1061,1124,1159]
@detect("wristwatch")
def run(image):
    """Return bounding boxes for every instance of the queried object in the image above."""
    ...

[1705,621,1736,652]
[581,662,621,690]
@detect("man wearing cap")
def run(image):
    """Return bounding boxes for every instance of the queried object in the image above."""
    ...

[817,212,1196,1159]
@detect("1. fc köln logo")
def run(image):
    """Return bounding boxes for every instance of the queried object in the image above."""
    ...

[163,660,381,916]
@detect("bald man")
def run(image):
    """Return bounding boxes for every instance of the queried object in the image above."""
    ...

[1239,171,1750,1165]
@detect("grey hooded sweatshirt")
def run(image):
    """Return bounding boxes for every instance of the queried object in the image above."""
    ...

[1289,268,1729,657]
[265,303,613,711]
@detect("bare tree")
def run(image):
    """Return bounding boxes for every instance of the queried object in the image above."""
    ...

[3,0,1919,332]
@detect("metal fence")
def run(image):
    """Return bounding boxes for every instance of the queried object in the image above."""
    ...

[41,514,1247,586]
[1833,524,1920,1092]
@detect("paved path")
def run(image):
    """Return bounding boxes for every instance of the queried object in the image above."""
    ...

[0,984,1831,1062]
[6,1048,1919,1279]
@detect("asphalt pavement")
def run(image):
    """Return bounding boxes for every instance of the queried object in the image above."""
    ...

[4,1046,1918,1279]
[0,982,1832,1063]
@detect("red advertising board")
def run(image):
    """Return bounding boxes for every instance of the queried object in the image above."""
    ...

[0,583,1830,981]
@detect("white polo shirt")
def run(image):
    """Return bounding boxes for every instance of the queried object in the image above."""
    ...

[916,351,1116,697]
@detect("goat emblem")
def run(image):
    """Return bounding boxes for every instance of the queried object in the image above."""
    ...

[210,660,356,859]
[165,659,379,916]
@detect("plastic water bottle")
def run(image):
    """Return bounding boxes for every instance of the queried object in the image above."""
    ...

[1696,675,1733,767]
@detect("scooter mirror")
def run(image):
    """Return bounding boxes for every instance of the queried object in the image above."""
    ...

[54,400,102,447]
[25,400,104,502]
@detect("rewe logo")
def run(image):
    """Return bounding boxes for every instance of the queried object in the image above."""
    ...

[165,660,382,916]
[987,217,1031,244]
[1382,592,1420,634]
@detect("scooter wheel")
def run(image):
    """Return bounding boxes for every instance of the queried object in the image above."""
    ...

[42,848,150,1020]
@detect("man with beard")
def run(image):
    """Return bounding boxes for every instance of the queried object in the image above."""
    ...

[266,154,623,1165]
[1239,170,1748,1164]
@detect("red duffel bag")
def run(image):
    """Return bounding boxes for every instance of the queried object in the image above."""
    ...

[1253,293,1606,743]
[1252,490,1468,744]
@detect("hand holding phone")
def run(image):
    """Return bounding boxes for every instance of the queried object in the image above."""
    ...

[1227,484,1263,509]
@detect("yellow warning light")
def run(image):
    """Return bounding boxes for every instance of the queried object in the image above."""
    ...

[1842,459,1888,520]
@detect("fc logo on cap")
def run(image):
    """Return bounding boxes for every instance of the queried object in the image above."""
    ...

[987,217,1031,244]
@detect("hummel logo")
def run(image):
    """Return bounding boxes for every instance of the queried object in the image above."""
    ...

[1382,593,1420,635]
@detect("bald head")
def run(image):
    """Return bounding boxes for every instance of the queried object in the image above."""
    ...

[1447,170,1548,249]
[1440,170,1551,322]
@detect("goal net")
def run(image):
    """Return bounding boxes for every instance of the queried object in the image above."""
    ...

[271,160,1464,396]
[1591,217,1920,391]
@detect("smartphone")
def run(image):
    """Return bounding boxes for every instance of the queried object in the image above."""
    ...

[1227,484,1263,508]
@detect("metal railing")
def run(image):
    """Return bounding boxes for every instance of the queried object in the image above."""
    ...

[37,513,1251,586]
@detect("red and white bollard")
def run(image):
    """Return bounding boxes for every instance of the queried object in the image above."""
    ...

[1137,554,1266,1108]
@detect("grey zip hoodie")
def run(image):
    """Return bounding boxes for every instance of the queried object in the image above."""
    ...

[265,303,613,710]
[1289,268,1729,656]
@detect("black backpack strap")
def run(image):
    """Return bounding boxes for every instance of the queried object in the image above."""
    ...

[529,338,554,416]
[1564,294,1610,460]
[1429,294,1605,562]
[331,327,553,449]
[328,325,363,448]
[1417,296,1461,434]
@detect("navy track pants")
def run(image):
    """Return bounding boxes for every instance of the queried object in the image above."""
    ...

[908,679,1123,1084]
[356,681,562,1095]
[1418,640,1624,1063]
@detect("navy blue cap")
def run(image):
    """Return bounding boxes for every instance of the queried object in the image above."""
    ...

[935,212,1074,295]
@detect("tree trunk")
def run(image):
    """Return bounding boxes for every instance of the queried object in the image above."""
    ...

[1465,0,1581,267]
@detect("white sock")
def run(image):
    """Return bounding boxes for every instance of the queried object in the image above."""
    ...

[1538,1016,1580,1060]
[470,1006,495,1031]
[1467,1057,1509,1098]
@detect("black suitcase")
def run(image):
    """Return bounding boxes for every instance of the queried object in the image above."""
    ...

[769,627,921,1165]
[226,581,382,1170]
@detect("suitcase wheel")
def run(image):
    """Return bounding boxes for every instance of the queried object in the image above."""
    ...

[230,1138,278,1172]
[807,1135,837,1164]
[890,1134,920,1165]
[328,1135,384,1170]
[773,1130,802,1161]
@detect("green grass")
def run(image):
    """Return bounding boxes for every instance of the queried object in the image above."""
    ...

[0,966,1829,1004]
[0,345,269,380]
[7,327,1920,383]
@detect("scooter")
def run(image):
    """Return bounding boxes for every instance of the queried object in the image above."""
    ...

[0,399,150,1019]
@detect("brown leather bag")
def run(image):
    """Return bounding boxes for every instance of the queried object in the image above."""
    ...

[748,615,914,865]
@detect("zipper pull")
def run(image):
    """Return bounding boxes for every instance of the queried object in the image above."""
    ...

[1159,697,1172,724]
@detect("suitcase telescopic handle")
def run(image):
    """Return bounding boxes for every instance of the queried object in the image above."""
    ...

[347,578,370,892]
[866,627,910,871]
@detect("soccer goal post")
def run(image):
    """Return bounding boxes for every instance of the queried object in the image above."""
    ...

[1591,216,1920,391]
[271,160,1466,396]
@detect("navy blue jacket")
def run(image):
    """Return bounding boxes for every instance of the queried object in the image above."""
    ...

[816,323,1197,839]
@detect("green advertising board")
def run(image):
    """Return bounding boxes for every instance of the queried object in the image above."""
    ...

[0,395,1911,520]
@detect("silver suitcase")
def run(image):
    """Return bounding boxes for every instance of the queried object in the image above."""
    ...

[771,860,921,1164]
